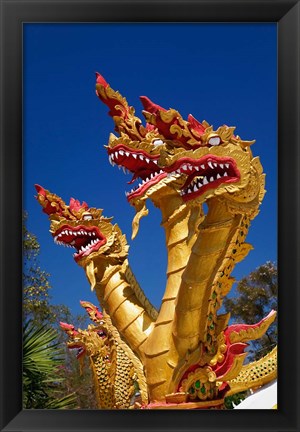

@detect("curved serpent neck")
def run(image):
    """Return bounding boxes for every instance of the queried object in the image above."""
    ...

[142,189,203,402]
[173,199,246,356]
[87,258,155,360]
[143,196,254,402]
[89,351,116,408]
[86,311,148,408]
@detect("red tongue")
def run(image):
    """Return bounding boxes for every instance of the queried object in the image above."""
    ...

[128,172,139,184]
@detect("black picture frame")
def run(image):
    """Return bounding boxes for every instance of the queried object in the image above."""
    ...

[0,1,299,431]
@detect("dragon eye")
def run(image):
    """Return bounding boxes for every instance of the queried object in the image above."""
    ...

[153,139,164,147]
[208,136,221,146]
[82,213,92,221]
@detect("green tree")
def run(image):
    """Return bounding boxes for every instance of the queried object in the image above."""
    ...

[23,320,77,409]
[23,212,53,325]
[223,261,278,360]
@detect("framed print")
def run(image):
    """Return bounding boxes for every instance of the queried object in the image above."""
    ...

[0,1,299,432]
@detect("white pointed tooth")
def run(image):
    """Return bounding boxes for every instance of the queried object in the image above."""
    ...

[119,150,124,156]
[203,176,208,185]
[220,164,224,169]
[201,164,205,169]
[92,232,96,236]
[132,154,137,159]
[153,160,158,164]
[160,170,164,174]
[182,164,188,170]
[139,183,142,188]
[122,167,127,174]
[195,166,199,171]
[188,165,193,171]
[187,189,192,194]
[208,162,214,169]
[213,163,218,168]
[108,155,113,165]
[125,151,130,157]
[198,181,203,188]
[193,184,198,192]
[145,158,150,164]
[88,232,92,236]
[68,230,72,235]
[225,163,230,169]
[176,168,181,173]
[54,236,58,241]
[139,154,144,160]
[73,232,77,236]
[112,161,116,167]
[224,172,228,177]
[58,233,62,237]
[115,152,119,159]
[217,173,221,179]
[111,153,115,160]
[210,176,214,182]
[146,177,150,182]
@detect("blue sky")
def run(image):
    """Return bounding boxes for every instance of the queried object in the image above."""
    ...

[23,23,277,317]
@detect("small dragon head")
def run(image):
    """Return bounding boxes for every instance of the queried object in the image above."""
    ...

[35,185,129,271]
[60,301,110,360]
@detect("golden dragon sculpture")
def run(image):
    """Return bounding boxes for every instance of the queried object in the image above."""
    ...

[35,74,277,408]
[35,184,157,359]
[94,74,277,407]
[60,300,147,409]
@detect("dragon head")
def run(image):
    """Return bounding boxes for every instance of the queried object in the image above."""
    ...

[158,125,265,218]
[60,301,110,361]
[95,74,188,238]
[96,74,264,230]
[35,185,129,280]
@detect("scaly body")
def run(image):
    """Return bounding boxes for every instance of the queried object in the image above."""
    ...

[61,301,148,408]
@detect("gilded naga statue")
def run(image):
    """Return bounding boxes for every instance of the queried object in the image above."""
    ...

[35,74,277,409]
[60,300,148,408]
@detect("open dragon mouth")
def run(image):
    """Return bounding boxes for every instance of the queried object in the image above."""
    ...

[166,155,240,201]
[108,144,167,200]
[68,343,86,359]
[53,224,106,262]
